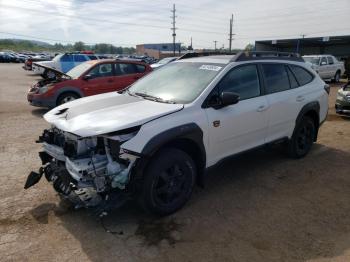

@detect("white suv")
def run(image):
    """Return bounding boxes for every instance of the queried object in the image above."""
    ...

[25,52,329,216]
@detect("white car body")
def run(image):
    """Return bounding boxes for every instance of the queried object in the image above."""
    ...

[29,52,329,214]
[303,55,345,81]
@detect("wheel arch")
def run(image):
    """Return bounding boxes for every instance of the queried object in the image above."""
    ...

[140,123,206,186]
[295,101,320,142]
[55,87,83,105]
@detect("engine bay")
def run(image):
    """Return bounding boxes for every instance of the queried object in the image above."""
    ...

[26,126,139,214]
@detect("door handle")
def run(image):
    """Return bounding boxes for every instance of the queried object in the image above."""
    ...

[257,105,268,112]
[108,79,114,83]
[296,95,305,102]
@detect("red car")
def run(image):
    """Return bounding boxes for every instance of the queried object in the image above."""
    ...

[27,59,152,108]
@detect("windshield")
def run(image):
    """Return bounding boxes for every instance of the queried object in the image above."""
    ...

[66,62,93,79]
[303,57,320,65]
[158,57,176,64]
[128,62,223,104]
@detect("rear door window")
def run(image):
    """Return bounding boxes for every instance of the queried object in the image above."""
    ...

[327,56,334,65]
[74,55,87,62]
[262,64,290,94]
[289,65,313,86]
[87,55,98,60]
[115,63,138,76]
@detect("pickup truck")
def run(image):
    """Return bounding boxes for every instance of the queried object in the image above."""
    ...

[303,55,345,82]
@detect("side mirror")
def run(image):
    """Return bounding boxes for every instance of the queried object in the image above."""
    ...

[207,91,239,109]
[321,61,327,66]
[83,74,92,80]
[221,92,240,107]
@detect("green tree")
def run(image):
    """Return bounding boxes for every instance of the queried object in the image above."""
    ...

[245,43,255,51]
[73,41,85,51]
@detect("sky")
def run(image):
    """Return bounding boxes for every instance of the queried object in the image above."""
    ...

[0,0,349,49]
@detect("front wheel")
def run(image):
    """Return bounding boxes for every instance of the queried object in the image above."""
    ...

[288,116,316,158]
[139,148,196,216]
[57,92,80,106]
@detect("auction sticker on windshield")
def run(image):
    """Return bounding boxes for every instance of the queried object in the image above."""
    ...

[199,65,222,71]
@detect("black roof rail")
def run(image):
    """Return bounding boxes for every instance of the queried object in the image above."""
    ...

[231,51,304,62]
[178,51,237,60]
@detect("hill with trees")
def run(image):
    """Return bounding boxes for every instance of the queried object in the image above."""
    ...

[0,39,136,54]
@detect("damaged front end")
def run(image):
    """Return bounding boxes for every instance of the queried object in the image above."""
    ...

[25,126,140,215]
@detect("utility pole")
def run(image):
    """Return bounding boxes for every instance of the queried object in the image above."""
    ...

[214,40,218,51]
[171,4,177,56]
[228,14,234,52]
[297,34,306,55]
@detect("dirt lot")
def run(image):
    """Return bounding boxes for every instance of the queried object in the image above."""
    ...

[0,63,350,262]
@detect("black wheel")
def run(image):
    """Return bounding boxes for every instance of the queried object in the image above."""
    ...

[288,116,316,158]
[139,148,196,216]
[43,69,56,79]
[333,71,340,83]
[57,92,80,106]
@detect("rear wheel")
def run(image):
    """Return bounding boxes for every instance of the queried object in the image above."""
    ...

[139,148,196,216]
[288,116,316,158]
[333,71,341,83]
[57,92,80,106]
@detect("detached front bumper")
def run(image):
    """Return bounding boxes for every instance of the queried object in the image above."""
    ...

[27,92,56,108]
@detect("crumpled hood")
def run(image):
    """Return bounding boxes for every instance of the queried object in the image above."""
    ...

[33,62,71,79]
[44,92,184,137]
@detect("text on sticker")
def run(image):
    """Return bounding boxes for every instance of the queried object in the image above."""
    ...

[199,65,222,71]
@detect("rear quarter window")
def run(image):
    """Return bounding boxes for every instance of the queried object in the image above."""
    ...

[289,65,314,86]
[135,64,146,73]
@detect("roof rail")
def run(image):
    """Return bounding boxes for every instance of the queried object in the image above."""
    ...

[178,51,237,60]
[231,51,304,62]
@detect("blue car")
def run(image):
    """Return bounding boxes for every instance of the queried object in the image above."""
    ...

[32,53,98,78]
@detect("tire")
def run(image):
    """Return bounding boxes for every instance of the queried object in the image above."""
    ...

[43,69,56,79]
[333,71,340,83]
[138,148,197,216]
[57,92,80,106]
[288,116,316,159]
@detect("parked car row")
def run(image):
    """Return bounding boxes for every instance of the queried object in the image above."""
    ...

[303,54,345,82]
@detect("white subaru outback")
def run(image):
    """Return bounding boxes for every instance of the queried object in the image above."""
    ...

[25,52,329,216]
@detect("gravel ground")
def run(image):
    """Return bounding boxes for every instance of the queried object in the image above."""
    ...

[0,63,350,262]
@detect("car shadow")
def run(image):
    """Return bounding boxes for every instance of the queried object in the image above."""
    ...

[30,144,350,261]
[31,108,49,118]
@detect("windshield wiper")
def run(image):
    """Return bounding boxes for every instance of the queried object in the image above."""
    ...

[134,92,176,104]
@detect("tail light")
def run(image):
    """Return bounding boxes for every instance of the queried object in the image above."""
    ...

[324,84,330,94]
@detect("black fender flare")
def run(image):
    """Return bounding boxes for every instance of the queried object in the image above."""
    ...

[294,101,320,141]
[140,123,206,185]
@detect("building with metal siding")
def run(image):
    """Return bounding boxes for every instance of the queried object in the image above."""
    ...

[255,35,350,58]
